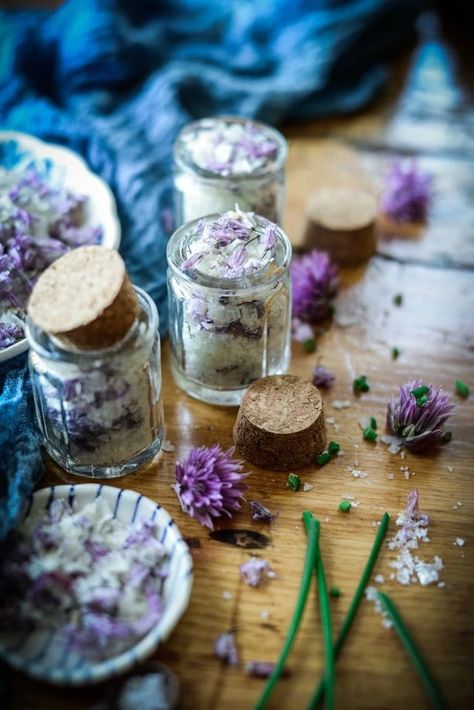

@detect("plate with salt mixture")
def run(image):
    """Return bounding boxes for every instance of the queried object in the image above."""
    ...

[0,484,193,685]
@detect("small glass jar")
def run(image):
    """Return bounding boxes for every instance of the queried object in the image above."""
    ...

[173,116,287,227]
[167,210,292,405]
[26,287,164,478]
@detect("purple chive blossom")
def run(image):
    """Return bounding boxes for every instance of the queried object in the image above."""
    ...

[261,224,276,251]
[386,379,455,452]
[240,558,275,588]
[173,444,248,529]
[214,631,239,666]
[245,661,291,679]
[249,500,276,524]
[312,365,336,389]
[380,160,432,223]
[291,250,338,323]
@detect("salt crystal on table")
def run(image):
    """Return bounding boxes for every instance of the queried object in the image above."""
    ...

[161,440,175,453]
[223,591,233,601]
[374,574,385,584]
[331,400,351,410]
[387,473,395,480]
[447,466,454,472]
[454,538,465,547]
[303,482,314,492]
[260,609,270,622]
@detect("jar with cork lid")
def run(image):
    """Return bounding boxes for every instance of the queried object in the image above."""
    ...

[26,246,164,478]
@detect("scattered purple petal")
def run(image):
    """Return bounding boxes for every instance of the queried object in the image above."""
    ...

[291,250,338,323]
[214,631,239,666]
[173,444,248,529]
[380,160,432,223]
[312,365,335,389]
[240,558,275,588]
[245,661,291,679]
[386,379,455,451]
[249,500,276,524]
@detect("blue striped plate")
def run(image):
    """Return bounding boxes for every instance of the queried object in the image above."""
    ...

[0,484,193,686]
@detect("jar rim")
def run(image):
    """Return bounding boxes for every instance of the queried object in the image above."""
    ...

[173,116,287,181]
[26,286,159,362]
[167,212,292,293]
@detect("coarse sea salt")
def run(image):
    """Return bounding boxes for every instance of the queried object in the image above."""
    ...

[365,586,393,629]
[332,400,351,410]
[453,537,465,547]
[303,482,314,492]
[387,490,443,587]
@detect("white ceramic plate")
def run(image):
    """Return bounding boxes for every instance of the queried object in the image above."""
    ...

[0,484,193,686]
[0,131,121,363]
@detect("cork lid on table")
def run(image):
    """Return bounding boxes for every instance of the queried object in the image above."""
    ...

[27,246,138,349]
[303,187,378,264]
[233,374,327,471]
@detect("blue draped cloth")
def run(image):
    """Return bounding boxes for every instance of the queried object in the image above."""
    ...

[0,0,425,538]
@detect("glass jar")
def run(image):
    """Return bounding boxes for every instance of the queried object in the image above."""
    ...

[167,209,292,405]
[26,286,164,478]
[173,117,287,227]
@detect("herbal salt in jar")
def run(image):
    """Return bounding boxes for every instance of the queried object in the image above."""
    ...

[26,245,164,478]
[173,117,287,226]
[167,208,292,405]
[27,286,163,478]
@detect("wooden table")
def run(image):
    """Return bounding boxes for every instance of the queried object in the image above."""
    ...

[8,16,474,710]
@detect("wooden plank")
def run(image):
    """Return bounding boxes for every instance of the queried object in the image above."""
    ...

[8,259,473,709]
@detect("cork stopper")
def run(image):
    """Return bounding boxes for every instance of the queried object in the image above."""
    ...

[233,375,326,471]
[303,187,377,264]
[27,246,138,349]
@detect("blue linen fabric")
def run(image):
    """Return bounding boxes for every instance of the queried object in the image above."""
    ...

[0,0,425,538]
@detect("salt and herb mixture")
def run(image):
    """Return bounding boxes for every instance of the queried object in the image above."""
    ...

[173,117,286,225]
[0,498,168,660]
[27,288,163,476]
[386,490,443,586]
[167,208,291,405]
[0,164,102,349]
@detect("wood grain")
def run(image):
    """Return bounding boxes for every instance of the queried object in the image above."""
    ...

[6,15,474,710]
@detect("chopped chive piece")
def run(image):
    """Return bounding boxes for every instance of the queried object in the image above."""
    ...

[410,385,429,399]
[353,375,370,393]
[302,514,334,710]
[329,587,341,598]
[303,337,317,353]
[417,394,429,407]
[338,500,351,513]
[455,379,470,399]
[316,452,332,466]
[376,592,446,710]
[286,473,301,491]
[363,427,377,442]
[393,293,403,306]
[308,512,390,709]
[391,347,400,360]
[441,431,452,444]
[369,416,377,430]
[327,441,341,456]
[255,512,320,710]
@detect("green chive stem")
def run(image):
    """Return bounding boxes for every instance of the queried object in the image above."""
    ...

[254,512,319,710]
[303,514,334,710]
[376,591,446,710]
[308,512,390,709]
